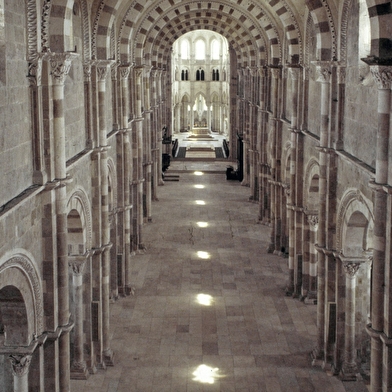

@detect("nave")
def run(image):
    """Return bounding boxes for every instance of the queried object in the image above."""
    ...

[72,163,367,392]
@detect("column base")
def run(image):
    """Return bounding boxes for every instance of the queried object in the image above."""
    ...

[311,346,324,367]
[340,363,359,381]
[70,362,90,380]
[103,349,115,367]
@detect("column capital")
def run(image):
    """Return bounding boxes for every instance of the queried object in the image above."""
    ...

[83,63,92,82]
[9,354,32,377]
[68,252,90,276]
[45,52,79,85]
[369,65,392,90]
[27,56,43,86]
[337,66,346,84]
[95,60,115,82]
[312,61,332,83]
[119,63,131,80]
[342,262,361,278]
[287,65,301,80]
[269,66,281,79]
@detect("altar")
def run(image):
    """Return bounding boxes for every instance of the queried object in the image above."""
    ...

[191,127,210,135]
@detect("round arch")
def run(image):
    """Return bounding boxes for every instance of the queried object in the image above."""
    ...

[0,252,44,342]
[336,189,374,255]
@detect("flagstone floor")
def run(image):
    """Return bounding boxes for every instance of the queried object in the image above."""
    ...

[71,162,368,392]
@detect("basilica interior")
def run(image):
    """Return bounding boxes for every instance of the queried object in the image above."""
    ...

[0,0,392,391]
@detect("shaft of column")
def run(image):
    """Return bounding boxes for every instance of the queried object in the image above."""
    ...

[367,65,392,392]
[342,262,360,379]
[313,63,331,363]
[97,62,114,366]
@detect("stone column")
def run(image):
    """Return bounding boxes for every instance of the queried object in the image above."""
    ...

[286,66,300,295]
[366,64,392,392]
[306,214,319,302]
[96,61,114,366]
[335,66,346,150]
[119,65,133,295]
[157,70,164,186]
[341,261,361,380]
[313,62,331,363]
[27,57,47,185]
[150,69,159,200]
[69,255,89,379]
[134,67,145,250]
[269,67,282,253]
[47,52,78,392]
[83,63,94,148]
[9,355,32,392]
[143,66,153,222]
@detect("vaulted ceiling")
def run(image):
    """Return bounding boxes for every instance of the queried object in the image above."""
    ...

[84,0,338,67]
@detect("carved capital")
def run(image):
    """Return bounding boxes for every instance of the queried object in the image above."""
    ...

[119,65,131,81]
[313,62,331,83]
[83,63,92,82]
[270,67,281,79]
[68,252,90,276]
[370,65,392,90]
[337,66,346,84]
[343,262,361,278]
[307,214,319,227]
[27,58,43,86]
[46,53,78,85]
[288,66,301,81]
[9,355,32,377]
[95,60,114,82]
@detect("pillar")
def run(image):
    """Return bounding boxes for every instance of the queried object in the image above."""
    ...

[366,64,392,392]
[47,52,78,392]
[69,254,89,379]
[96,61,115,366]
[119,65,133,295]
[312,62,331,363]
[341,261,361,380]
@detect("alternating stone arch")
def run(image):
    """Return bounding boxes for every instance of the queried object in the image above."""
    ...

[305,0,336,60]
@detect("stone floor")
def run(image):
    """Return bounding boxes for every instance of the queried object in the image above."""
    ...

[72,162,369,392]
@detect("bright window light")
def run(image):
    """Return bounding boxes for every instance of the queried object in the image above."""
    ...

[197,251,210,259]
[194,171,204,176]
[196,293,213,306]
[194,184,205,189]
[195,200,205,205]
[197,222,208,228]
[192,364,220,384]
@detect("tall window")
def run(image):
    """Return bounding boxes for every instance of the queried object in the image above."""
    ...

[195,39,205,60]
[211,40,220,60]
[212,69,219,81]
[196,69,205,81]
[181,69,189,81]
[181,40,190,59]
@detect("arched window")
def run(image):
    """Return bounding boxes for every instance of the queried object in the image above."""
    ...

[211,40,220,60]
[195,39,205,60]
[181,69,188,81]
[181,40,190,59]
[212,69,220,81]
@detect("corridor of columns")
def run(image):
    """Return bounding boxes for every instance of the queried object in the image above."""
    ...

[72,162,368,392]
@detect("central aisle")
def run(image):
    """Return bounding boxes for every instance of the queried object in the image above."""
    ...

[72,166,365,391]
